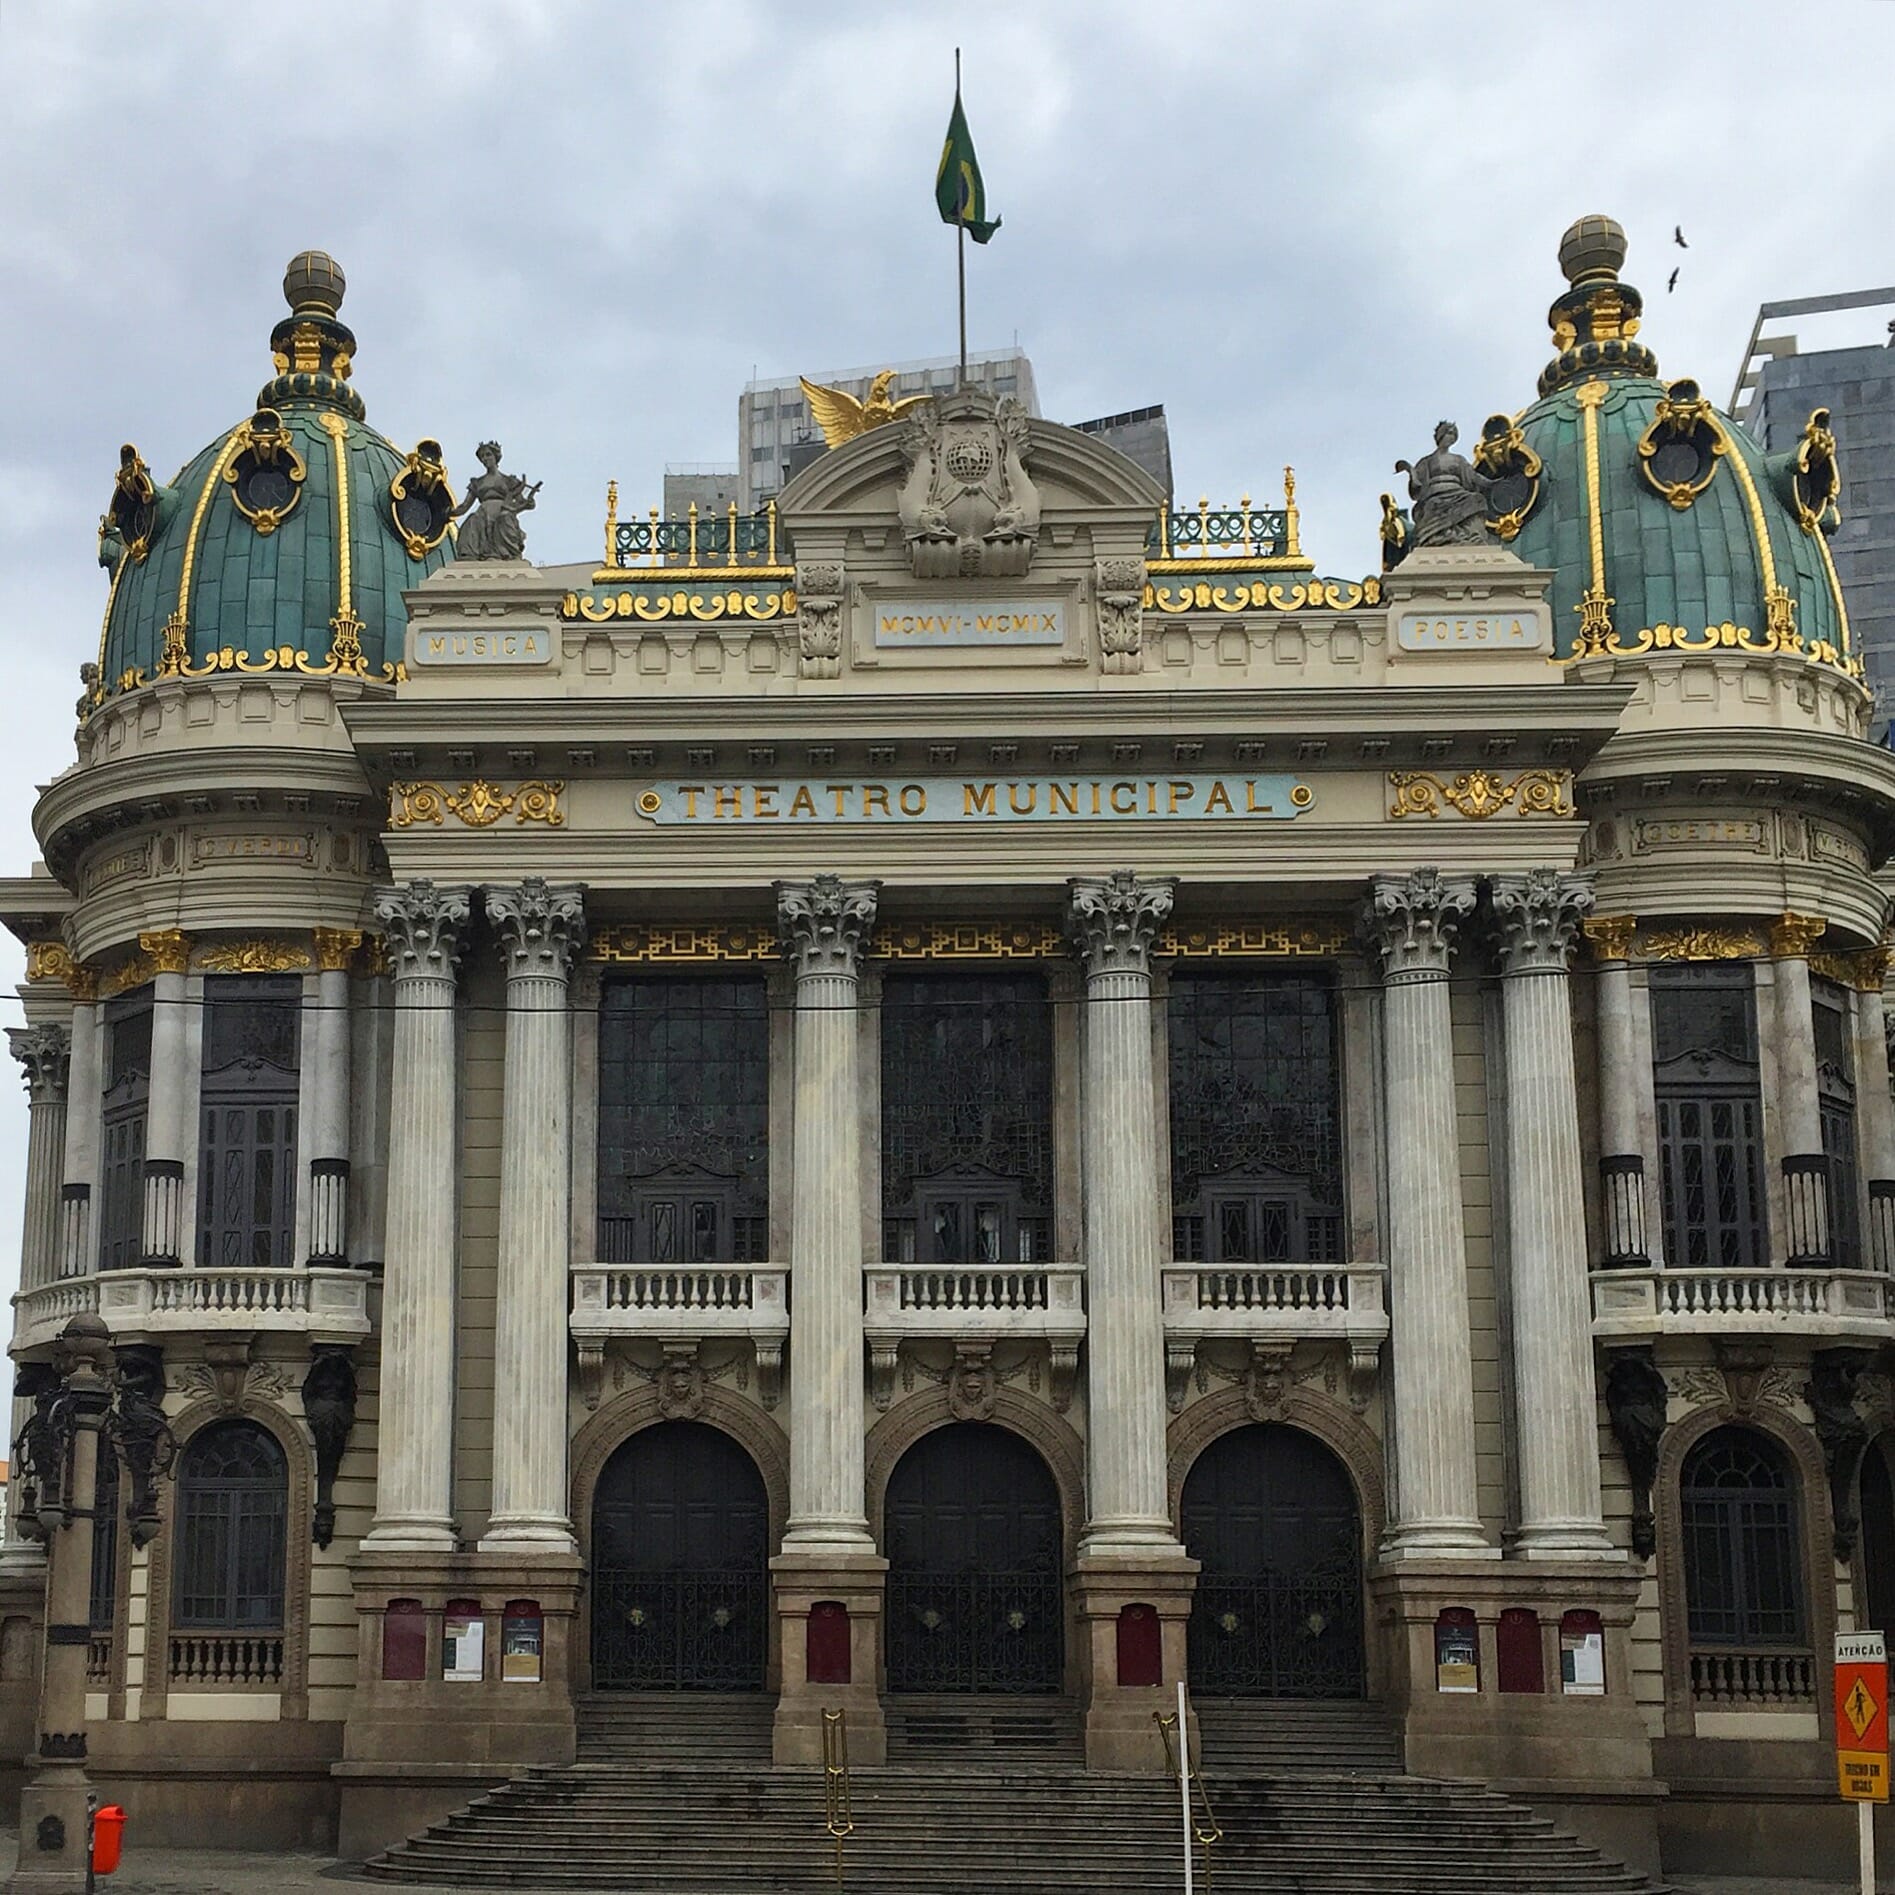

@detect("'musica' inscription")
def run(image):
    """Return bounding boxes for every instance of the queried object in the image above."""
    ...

[873,600,1065,647]
[410,627,554,666]
[635,774,1314,825]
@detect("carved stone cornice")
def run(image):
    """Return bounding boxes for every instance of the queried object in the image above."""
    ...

[7,1024,70,1104]
[775,875,878,981]
[1066,871,1176,980]
[486,878,587,982]
[371,880,472,983]
[1363,867,1477,977]
[1491,868,1594,975]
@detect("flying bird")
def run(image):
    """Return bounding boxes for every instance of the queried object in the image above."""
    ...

[1674,225,1689,248]
[1668,268,1680,294]
[798,371,930,449]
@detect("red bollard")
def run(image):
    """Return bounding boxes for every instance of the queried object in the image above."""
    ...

[90,1803,125,1875]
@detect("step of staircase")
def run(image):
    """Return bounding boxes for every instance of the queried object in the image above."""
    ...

[576,1690,775,1762]
[1193,1694,1405,1773]
[362,1758,1674,1892]
[884,1693,1085,1763]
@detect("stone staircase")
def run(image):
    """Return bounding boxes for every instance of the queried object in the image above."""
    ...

[364,1695,1672,1893]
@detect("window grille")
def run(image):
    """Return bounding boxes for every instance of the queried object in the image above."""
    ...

[1167,973,1344,1265]
[597,977,769,1266]
[98,996,152,1272]
[1681,1426,1805,1646]
[1651,966,1767,1270]
[881,973,1054,1265]
[197,978,300,1269]
[173,1421,287,1631]
[1813,978,1861,1268]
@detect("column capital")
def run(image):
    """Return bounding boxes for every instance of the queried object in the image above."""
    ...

[1364,867,1476,977]
[137,928,191,975]
[311,926,363,973]
[486,878,586,981]
[1066,870,1175,980]
[1492,868,1595,975]
[1582,912,1638,963]
[776,875,878,980]
[8,1024,70,1104]
[372,880,472,982]
[1770,910,1828,960]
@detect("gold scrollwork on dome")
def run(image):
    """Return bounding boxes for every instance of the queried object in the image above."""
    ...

[389,440,457,559]
[155,642,404,687]
[223,410,306,536]
[388,779,565,830]
[1791,407,1843,533]
[1387,769,1573,821]
[1636,379,1723,511]
[1472,415,1543,542]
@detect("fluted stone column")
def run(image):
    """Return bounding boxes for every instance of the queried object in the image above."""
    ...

[1586,914,1656,1267]
[58,977,100,1279]
[9,1025,70,1295]
[1493,871,1615,1560]
[1366,869,1492,1559]
[1855,970,1895,1270]
[1771,912,1830,1263]
[1068,871,1181,1554]
[363,881,470,1551]
[778,875,878,1548]
[306,928,361,1264]
[482,880,585,1551]
[139,930,191,1265]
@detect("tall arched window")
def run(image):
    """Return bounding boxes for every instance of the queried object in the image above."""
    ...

[174,1421,288,1630]
[1681,1426,1804,1648]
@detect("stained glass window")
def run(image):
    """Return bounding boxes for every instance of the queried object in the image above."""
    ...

[597,977,770,1265]
[1166,972,1344,1265]
[880,973,1053,1265]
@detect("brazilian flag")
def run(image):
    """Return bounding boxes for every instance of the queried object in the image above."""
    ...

[936,89,1000,243]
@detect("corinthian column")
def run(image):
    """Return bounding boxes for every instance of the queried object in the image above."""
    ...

[363,881,470,1551]
[1068,870,1180,1554]
[306,928,361,1264]
[482,880,585,1551]
[1366,868,1492,1559]
[139,930,191,1265]
[777,875,878,1548]
[10,1025,71,1295]
[1493,871,1616,1559]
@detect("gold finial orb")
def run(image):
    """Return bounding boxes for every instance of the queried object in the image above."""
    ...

[1558,215,1627,287]
[283,250,346,316]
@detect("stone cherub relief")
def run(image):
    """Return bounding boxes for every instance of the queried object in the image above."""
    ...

[1394,420,1497,548]
[453,440,541,560]
[897,390,1041,579]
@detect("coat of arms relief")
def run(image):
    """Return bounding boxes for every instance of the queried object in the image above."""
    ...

[897,389,1041,579]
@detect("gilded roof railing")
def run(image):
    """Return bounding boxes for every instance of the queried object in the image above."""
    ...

[1147,468,1311,573]
[599,483,790,578]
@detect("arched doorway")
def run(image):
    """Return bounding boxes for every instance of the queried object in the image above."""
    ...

[590,1420,769,1691]
[884,1422,1063,1694]
[1680,1425,1806,1654]
[1181,1423,1365,1698]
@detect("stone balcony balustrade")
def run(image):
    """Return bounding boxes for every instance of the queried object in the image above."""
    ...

[1160,1262,1390,1411]
[12,1266,372,1355]
[862,1264,1087,1411]
[568,1264,789,1409]
[1590,1264,1895,1343]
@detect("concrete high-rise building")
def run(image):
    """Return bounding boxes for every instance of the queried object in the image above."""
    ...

[737,349,1039,508]
[1072,404,1174,501]
[1733,289,1895,716]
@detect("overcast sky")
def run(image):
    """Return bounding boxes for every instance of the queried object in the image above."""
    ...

[1,0,1892,1350]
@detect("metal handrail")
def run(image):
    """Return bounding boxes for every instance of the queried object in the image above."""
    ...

[1155,1709,1225,1890]
[822,1706,854,1891]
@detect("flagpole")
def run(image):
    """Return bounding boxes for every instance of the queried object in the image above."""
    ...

[955,47,967,386]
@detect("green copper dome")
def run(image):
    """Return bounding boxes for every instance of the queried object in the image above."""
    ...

[1406,219,1856,675]
[89,253,457,707]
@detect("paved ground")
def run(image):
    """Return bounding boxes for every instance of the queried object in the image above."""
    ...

[0,1830,1883,1893]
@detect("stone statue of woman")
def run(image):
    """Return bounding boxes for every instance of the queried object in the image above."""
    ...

[453,441,541,560]
[1395,420,1494,547]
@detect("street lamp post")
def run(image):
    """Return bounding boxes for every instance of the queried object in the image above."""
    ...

[8,1315,173,1895]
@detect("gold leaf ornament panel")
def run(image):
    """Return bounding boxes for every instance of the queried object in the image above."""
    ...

[389,780,566,829]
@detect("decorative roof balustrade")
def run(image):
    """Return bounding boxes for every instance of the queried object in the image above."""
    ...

[601,485,789,575]
[1149,473,1308,571]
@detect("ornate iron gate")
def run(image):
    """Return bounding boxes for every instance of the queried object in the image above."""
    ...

[590,1421,769,1691]
[1182,1424,1364,1698]
[884,1423,1063,1693]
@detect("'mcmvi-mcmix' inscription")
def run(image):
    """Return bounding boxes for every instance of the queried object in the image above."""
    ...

[873,599,1065,647]
[635,774,1314,825]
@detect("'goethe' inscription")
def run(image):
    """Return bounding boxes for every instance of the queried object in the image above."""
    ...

[635,775,1313,825]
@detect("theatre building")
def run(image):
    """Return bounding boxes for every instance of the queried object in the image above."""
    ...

[3,216,1895,1884]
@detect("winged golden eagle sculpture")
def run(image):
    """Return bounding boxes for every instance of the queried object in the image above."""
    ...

[798,370,930,449]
